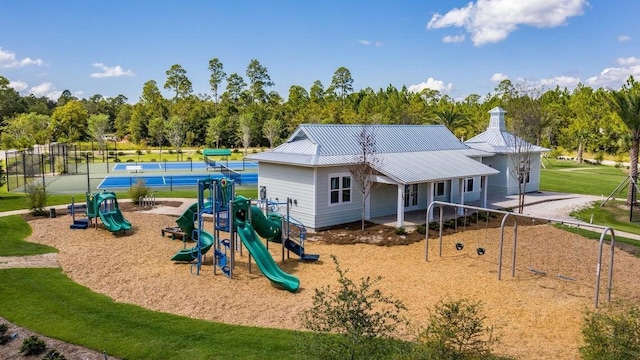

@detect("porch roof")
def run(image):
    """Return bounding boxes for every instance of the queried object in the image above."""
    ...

[372,150,499,185]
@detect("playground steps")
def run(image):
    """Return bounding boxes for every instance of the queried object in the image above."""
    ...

[284,238,319,262]
[215,249,231,277]
[70,219,89,230]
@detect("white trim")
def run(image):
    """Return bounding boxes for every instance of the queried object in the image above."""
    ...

[328,172,352,206]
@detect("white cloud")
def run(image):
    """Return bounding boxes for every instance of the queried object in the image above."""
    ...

[90,63,135,78]
[618,35,631,42]
[408,77,453,93]
[9,80,29,92]
[490,73,509,82]
[442,34,465,43]
[427,0,588,46]
[359,40,383,47]
[0,47,45,68]
[586,57,640,89]
[30,82,61,100]
[538,75,580,88]
[359,40,372,45]
[375,41,383,48]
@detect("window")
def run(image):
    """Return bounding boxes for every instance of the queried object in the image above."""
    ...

[433,182,445,197]
[519,161,531,184]
[329,174,351,204]
[465,178,474,192]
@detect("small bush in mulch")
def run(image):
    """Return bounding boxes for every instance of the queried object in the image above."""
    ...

[20,335,47,356]
[0,323,9,345]
[42,349,67,360]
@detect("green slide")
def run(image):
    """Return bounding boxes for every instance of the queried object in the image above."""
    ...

[90,192,132,233]
[171,229,214,262]
[236,222,300,293]
[250,205,282,243]
[171,202,214,262]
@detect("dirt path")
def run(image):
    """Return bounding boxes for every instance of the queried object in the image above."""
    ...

[0,253,59,269]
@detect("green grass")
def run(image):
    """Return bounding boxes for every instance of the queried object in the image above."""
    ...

[570,200,640,237]
[0,268,299,359]
[0,215,56,256]
[540,159,628,196]
[554,224,640,251]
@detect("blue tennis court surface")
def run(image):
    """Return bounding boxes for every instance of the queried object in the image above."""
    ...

[111,161,257,172]
[98,173,258,189]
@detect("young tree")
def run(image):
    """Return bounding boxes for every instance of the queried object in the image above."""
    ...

[147,116,166,159]
[208,58,226,104]
[609,76,640,206]
[165,115,185,160]
[206,115,225,148]
[87,113,111,154]
[262,116,282,148]
[347,125,381,230]
[49,100,89,142]
[236,112,253,155]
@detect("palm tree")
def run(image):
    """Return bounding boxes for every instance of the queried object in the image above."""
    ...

[609,76,640,205]
[433,105,470,138]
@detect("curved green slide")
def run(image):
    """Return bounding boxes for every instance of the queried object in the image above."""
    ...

[94,193,132,233]
[250,206,282,243]
[236,222,299,293]
[171,203,214,262]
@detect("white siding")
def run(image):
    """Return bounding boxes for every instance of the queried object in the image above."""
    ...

[482,154,509,195]
[257,163,316,228]
[315,166,363,229]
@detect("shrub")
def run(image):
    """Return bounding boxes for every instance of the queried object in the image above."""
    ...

[150,158,156,162]
[54,158,66,174]
[168,149,174,154]
[0,323,9,345]
[20,335,47,356]
[126,159,134,162]
[300,255,408,360]
[42,349,67,360]
[25,181,48,216]
[415,224,427,235]
[416,298,499,358]
[146,149,152,154]
[395,227,407,236]
[128,179,150,204]
[580,301,640,359]
[136,149,143,155]
[594,152,604,165]
[428,222,440,231]
[232,148,240,153]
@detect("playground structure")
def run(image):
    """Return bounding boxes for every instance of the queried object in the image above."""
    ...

[169,177,307,292]
[259,198,320,262]
[86,191,132,234]
[425,201,617,307]
[68,195,89,230]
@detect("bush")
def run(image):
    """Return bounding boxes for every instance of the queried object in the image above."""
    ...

[136,149,143,155]
[54,158,66,174]
[416,298,499,358]
[300,255,408,360]
[580,301,640,359]
[150,158,156,162]
[168,149,174,154]
[25,181,48,216]
[0,323,9,345]
[128,179,150,205]
[416,224,427,235]
[395,227,407,236]
[42,349,67,360]
[126,159,134,162]
[428,222,440,231]
[20,335,47,356]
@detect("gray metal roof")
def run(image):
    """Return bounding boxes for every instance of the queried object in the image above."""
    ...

[247,124,499,184]
[373,151,499,184]
[465,129,549,153]
[288,124,469,155]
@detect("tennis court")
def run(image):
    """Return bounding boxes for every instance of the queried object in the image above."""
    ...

[111,160,257,172]
[97,173,258,189]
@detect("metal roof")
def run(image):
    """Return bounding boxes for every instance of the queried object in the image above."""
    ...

[373,151,499,184]
[465,129,549,153]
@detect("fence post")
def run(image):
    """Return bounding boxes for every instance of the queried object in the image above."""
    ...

[22,152,27,193]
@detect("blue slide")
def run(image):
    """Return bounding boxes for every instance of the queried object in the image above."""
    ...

[236,222,300,293]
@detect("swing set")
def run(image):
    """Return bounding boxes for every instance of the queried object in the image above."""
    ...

[425,201,618,307]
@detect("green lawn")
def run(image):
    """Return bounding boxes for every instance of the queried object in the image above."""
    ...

[0,215,56,256]
[540,159,628,196]
[0,268,299,359]
[570,200,640,238]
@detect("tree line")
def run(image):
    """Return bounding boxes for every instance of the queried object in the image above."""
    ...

[1,59,639,162]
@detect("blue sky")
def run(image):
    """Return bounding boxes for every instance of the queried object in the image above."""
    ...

[1,0,639,102]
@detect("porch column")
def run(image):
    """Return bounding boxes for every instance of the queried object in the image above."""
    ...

[427,182,434,222]
[481,175,488,208]
[458,178,465,215]
[397,184,404,227]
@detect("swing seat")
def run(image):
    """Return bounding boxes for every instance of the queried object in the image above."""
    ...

[455,242,464,251]
[476,247,485,256]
